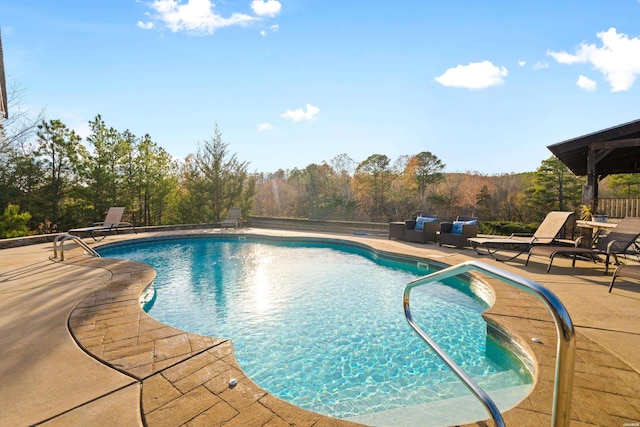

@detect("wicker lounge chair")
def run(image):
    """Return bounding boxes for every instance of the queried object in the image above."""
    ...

[69,207,136,241]
[468,211,575,261]
[439,216,478,249]
[221,207,242,228]
[527,217,640,274]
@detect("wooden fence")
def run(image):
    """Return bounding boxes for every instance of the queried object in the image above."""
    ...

[598,198,640,218]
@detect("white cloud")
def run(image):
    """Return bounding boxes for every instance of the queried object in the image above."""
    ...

[260,24,279,36]
[258,122,275,131]
[74,123,92,139]
[546,50,582,64]
[280,104,320,123]
[577,75,597,92]
[251,0,281,17]
[147,0,256,34]
[137,21,154,30]
[518,60,526,67]
[547,27,640,92]
[435,60,508,89]
[533,61,549,70]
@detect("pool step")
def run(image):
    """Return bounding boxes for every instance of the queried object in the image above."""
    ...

[344,383,532,427]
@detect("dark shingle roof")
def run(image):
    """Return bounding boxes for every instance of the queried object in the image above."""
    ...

[547,119,640,176]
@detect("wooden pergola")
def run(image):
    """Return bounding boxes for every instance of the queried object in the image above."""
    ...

[547,119,640,214]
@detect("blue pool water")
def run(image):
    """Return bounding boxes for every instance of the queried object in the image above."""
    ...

[98,236,532,423]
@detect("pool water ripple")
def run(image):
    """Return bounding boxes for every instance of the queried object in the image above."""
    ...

[99,237,532,420]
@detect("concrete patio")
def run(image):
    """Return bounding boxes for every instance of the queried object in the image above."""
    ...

[1,227,640,426]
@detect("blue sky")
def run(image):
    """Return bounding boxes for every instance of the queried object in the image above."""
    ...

[2,0,640,174]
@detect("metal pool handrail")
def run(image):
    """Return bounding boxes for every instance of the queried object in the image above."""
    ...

[403,260,575,427]
[52,233,101,261]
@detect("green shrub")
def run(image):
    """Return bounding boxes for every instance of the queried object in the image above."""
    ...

[0,204,32,238]
[479,220,538,236]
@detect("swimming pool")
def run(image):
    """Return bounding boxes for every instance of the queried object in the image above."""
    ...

[98,236,533,425]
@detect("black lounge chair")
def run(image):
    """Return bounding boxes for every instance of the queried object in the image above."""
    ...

[609,264,640,293]
[527,217,640,274]
[468,211,575,261]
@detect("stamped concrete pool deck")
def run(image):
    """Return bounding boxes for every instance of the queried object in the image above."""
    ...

[1,227,640,426]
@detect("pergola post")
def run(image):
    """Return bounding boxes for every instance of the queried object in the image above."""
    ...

[586,146,598,214]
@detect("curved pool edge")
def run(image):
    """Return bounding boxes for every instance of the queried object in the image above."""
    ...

[68,230,548,426]
[67,254,358,426]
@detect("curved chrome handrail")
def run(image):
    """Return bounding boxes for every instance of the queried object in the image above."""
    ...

[53,233,101,261]
[404,260,575,427]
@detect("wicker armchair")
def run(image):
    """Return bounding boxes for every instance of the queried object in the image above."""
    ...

[403,215,438,244]
[439,216,478,249]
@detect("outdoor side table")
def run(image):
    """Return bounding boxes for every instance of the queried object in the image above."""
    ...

[389,222,405,240]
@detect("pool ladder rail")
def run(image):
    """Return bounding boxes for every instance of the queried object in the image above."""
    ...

[52,233,101,261]
[404,260,576,427]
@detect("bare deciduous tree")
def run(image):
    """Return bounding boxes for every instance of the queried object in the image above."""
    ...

[0,83,45,154]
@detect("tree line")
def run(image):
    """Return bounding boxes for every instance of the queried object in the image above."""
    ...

[1,97,638,238]
[1,112,254,237]
[252,154,587,225]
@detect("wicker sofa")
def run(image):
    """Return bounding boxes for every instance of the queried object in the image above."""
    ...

[439,216,478,249]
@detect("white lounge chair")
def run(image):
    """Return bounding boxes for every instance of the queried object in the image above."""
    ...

[221,207,242,228]
[69,207,136,241]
